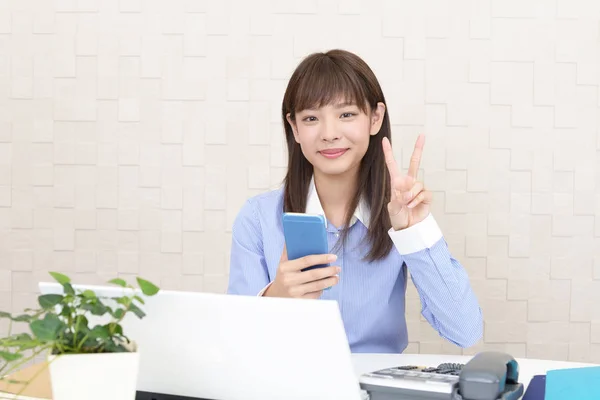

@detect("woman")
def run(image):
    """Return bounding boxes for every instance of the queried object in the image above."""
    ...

[227,49,483,353]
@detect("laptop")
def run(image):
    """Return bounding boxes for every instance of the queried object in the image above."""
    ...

[38,282,364,400]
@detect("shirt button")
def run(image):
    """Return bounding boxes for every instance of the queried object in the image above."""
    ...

[335,232,339,237]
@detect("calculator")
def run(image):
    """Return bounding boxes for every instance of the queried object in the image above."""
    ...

[359,363,465,400]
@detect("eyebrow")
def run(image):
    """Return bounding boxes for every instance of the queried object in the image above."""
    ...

[298,102,357,113]
[333,102,357,109]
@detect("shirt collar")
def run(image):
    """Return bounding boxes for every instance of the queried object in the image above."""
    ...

[305,176,371,229]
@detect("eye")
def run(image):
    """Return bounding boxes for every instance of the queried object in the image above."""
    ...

[302,116,317,122]
[340,112,356,118]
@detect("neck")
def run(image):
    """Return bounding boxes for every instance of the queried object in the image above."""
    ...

[313,167,359,228]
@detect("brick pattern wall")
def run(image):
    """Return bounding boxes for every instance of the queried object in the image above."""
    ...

[1,0,599,362]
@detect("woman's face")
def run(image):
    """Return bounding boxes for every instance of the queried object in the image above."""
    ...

[287,100,385,178]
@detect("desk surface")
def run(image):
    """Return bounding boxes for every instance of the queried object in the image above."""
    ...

[2,353,598,400]
[351,353,599,391]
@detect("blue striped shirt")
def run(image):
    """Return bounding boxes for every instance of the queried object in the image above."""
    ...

[227,182,483,353]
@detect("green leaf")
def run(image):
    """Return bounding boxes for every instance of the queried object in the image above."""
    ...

[64,283,75,295]
[80,302,108,317]
[128,303,145,319]
[49,272,70,285]
[30,314,65,341]
[136,278,159,296]
[1,333,25,343]
[12,314,33,322]
[91,302,108,316]
[38,294,64,309]
[81,341,100,352]
[5,334,38,351]
[60,305,73,317]
[113,309,124,319]
[133,295,145,305]
[0,311,11,318]
[59,332,74,348]
[105,323,123,336]
[89,325,109,340]
[18,341,39,351]
[0,351,23,361]
[109,278,127,288]
[103,341,128,353]
[75,315,90,332]
[1,335,31,347]
[13,333,33,341]
[115,296,129,306]
[82,290,96,299]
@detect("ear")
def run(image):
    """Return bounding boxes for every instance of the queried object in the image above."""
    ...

[369,102,386,136]
[286,113,301,143]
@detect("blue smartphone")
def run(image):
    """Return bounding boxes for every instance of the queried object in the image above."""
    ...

[282,212,330,271]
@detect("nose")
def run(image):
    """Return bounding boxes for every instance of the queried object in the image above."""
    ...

[319,119,340,142]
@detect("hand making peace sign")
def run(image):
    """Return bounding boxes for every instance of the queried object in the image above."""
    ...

[382,134,432,231]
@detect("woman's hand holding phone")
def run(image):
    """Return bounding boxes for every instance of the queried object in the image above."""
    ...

[263,246,340,299]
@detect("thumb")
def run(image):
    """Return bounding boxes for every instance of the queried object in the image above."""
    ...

[280,243,288,263]
[388,200,404,217]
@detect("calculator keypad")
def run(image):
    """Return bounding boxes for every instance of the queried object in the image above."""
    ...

[371,363,464,384]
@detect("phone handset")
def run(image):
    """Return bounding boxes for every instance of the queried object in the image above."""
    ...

[453,351,524,400]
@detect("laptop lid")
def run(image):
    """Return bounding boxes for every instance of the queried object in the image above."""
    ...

[38,282,362,400]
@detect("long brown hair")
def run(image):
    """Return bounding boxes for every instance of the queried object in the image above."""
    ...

[281,49,393,262]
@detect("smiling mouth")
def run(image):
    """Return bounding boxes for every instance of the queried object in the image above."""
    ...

[319,148,349,159]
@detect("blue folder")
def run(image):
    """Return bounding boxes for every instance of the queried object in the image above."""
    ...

[545,366,600,400]
[523,375,545,400]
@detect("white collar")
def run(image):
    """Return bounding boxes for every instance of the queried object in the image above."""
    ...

[305,176,371,229]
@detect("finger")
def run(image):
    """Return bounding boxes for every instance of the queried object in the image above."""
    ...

[392,175,415,196]
[407,190,433,209]
[302,290,323,300]
[296,266,340,285]
[299,275,339,294]
[401,181,424,204]
[407,134,425,179]
[286,254,337,272]
[288,266,340,286]
[383,137,401,201]
[287,265,340,286]
[382,137,400,183]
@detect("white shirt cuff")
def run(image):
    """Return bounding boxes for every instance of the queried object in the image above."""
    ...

[257,282,272,296]
[388,213,443,255]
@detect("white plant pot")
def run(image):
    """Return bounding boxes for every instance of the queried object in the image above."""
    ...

[48,351,140,400]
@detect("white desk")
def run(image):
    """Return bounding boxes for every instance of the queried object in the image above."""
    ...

[351,353,599,392]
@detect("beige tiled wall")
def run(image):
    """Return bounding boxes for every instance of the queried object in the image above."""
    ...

[1,0,599,362]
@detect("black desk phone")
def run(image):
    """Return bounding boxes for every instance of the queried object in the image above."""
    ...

[359,351,524,400]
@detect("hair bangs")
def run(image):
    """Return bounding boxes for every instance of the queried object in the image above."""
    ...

[291,55,369,117]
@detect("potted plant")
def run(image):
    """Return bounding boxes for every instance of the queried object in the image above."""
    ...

[0,272,160,400]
